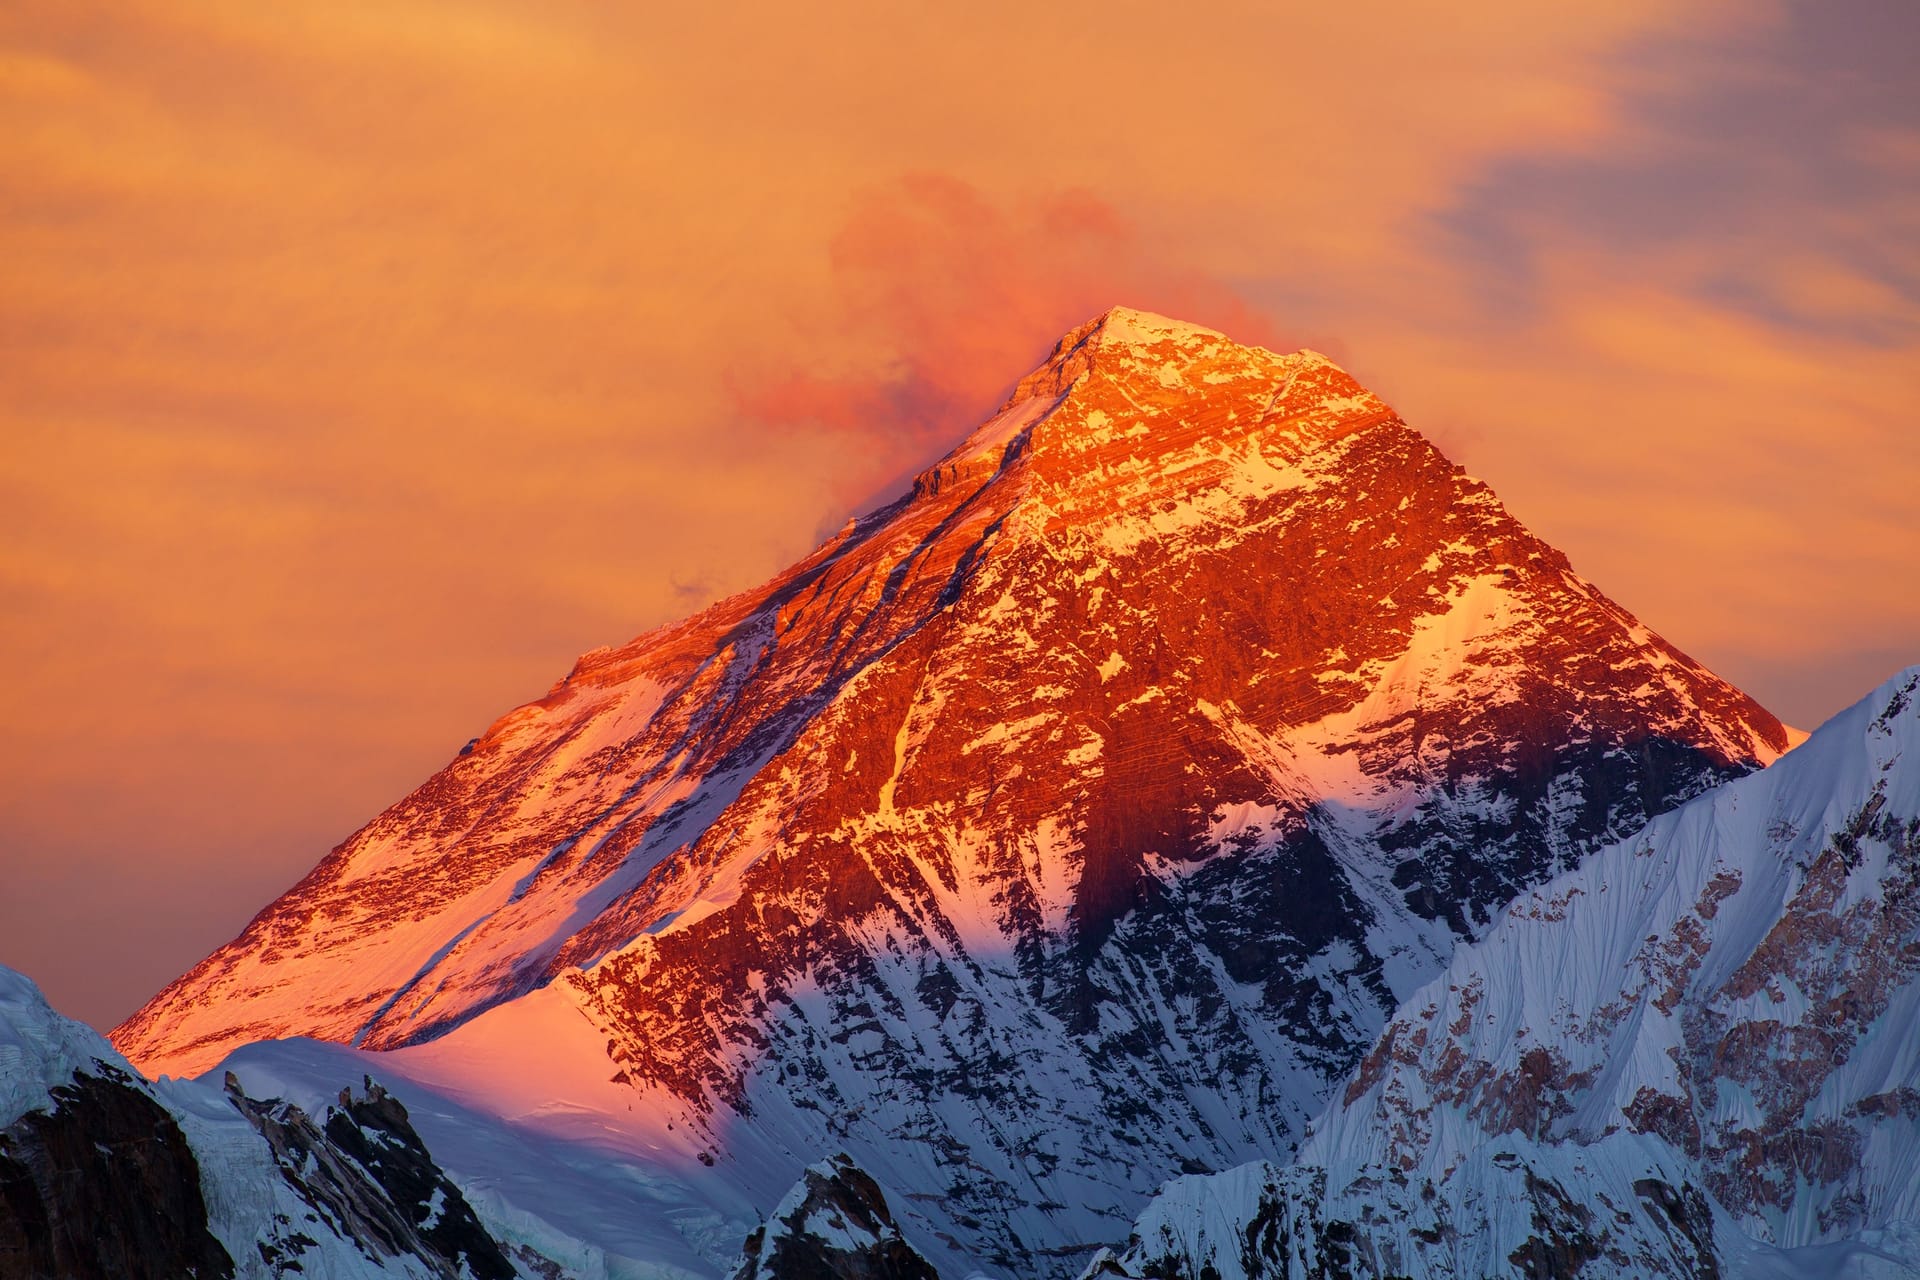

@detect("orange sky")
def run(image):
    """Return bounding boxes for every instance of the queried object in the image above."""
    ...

[3,1,1916,1028]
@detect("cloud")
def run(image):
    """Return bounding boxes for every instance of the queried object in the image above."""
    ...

[732,176,1282,454]
[1314,0,1920,728]
[3,0,1911,1026]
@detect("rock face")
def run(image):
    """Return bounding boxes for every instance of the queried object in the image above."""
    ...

[227,1076,518,1280]
[0,965,532,1280]
[0,1064,234,1280]
[113,308,1789,1273]
[1090,669,1920,1279]
[734,1155,939,1280]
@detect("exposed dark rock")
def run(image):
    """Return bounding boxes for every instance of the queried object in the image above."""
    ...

[735,1154,939,1280]
[226,1072,517,1280]
[1505,1169,1606,1278]
[322,1077,517,1280]
[1632,1179,1720,1280]
[0,1064,234,1280]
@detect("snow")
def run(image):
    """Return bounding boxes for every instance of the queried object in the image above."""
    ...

[1092,306,1226,350]
[217,1034,747,1279]
[382,980,687,1152]
[2,965,468,1278]
[873,708,912,818]
[0,965,121,1127]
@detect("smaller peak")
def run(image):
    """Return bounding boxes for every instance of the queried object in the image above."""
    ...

[1091,306,1226,347]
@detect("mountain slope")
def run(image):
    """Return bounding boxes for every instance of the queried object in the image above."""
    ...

[115,307,1788,1273]
[1092,667,1920,1280]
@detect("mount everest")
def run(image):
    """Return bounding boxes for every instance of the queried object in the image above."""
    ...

[4,309,1906,1278]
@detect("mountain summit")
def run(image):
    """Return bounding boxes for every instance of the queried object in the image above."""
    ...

[114,309,1788,1274]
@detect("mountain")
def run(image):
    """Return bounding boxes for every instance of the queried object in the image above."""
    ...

[1089,668,1920,1280]
[113,307,1789,1274]
[0,964,536,1279]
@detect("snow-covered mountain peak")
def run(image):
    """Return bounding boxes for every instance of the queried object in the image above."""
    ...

[112,311,1792,1275]
[1087,305,1228,348]
[1320,664,1919,1167]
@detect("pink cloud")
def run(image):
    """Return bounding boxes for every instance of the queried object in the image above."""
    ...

[733,176,1287,453]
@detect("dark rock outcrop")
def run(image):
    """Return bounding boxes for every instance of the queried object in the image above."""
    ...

[735,1155,938,1280]
[0,963,547,1280]
[0,1063,234,1280]
[226,1073,517,1280]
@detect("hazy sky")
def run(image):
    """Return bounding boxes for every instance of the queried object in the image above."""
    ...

[3,1,1916,1030]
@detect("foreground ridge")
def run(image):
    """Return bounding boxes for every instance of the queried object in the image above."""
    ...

[0,965,538,1279]
[115,308,1788,1275]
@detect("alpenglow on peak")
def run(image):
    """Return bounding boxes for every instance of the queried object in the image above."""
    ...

[114,309,1788,1277]
[1087,304,1228,347]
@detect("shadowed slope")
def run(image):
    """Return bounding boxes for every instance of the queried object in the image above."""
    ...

[1093,668,1920,1280]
